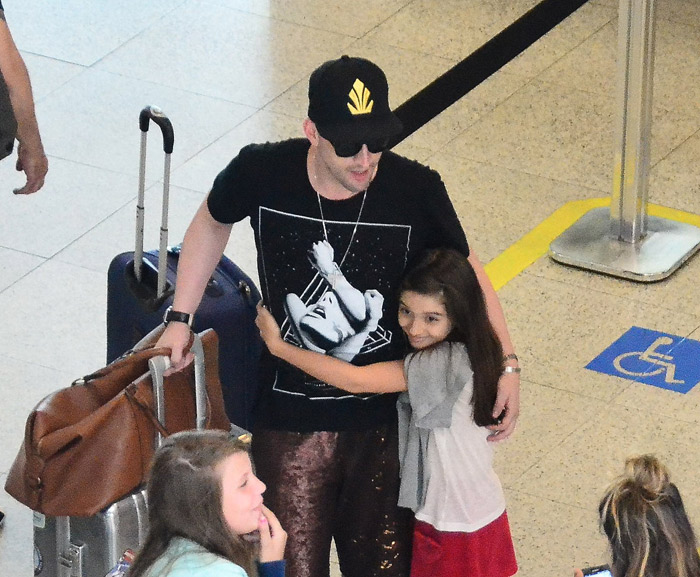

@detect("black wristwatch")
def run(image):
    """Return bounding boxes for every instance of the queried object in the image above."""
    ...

[163,306,194,327]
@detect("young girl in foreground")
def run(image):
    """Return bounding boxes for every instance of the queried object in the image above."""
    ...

[256,248,518,577]
[128,430,287,577]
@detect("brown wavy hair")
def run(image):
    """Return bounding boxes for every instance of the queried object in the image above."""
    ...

[599,454,700,577]
[128,430,258,577]
[399,248,503,426]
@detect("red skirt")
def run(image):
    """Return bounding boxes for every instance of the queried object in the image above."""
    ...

[411,511,518,577]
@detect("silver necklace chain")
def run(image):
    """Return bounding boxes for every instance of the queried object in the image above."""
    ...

[315,187,367,267]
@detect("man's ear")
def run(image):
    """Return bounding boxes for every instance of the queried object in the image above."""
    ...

[303,118,319,145]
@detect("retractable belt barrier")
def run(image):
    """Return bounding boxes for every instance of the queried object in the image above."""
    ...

[390,0,591,145]
[390,0,700,283]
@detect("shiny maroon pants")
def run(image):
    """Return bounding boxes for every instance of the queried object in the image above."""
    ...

[251,425,413,577]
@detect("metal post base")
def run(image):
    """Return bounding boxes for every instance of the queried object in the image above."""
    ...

[549,207,700,282]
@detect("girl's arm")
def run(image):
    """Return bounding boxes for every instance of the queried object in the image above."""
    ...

[256,303,406,393]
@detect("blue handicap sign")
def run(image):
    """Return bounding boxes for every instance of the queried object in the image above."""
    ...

[586,326,700,394]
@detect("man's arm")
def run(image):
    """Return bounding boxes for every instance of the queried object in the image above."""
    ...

[157,199,233,368]
[256,303,406,393]
[468,251,520,441]
[0,12,47,194]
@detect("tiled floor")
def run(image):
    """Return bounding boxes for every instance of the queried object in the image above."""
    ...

[2,1,700,576]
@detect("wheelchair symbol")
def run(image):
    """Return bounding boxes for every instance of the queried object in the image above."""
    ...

[613,336,684,385]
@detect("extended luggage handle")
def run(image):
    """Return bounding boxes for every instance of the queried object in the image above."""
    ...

[135,105,175,298]
[148,332,208,447]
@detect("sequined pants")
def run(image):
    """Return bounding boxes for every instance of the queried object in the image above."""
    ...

[251,425,413,577]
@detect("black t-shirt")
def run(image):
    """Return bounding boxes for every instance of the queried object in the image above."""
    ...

[208,139,469,431]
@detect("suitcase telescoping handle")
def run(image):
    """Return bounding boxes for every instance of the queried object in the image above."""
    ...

[148,332,208,448]
[135,106,175,298]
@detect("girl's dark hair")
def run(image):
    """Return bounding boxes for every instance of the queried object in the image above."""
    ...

[128,430,258,577]
[599,454,700,577]
[400,248,503,426]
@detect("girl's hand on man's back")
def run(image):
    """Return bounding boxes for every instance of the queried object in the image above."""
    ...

[255,302,284,353]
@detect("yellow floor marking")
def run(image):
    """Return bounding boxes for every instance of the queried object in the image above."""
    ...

[484,198,700,291]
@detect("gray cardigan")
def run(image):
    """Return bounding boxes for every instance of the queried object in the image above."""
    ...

[397,342,472,512]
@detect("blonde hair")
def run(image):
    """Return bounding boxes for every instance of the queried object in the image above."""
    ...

[599,454,700,577]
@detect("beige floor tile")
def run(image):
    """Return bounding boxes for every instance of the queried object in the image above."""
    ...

[53,184,205,274]
[511,403,700,523]
[506,490,607,577]
[539,17,700,123]
[211,0,413,38]
[94,2,355,108]
[448,80,616,193]
[0,158,137,258]
[21,53,84,103]
[426,153,601,263]
[402,72,531,152]
[0,261,107,376]
[650,130,700,214]
[494,382,609,486]
[447,78,698,195]
[496,272,700,400]
[365,0,541,62]
[502,2,617,80]
[654,19,700,120]
[529,251,700,317]
[0,480,33,577]
[0,249,45,294]
[7,0,185,65]
[34,69,256,181]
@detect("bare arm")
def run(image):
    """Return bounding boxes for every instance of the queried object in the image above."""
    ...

[0,12,47,195]
[156,199,233,368]
[468,251,520,441]
[256,303,406,393]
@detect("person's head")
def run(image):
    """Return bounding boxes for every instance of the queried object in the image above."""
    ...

[599,454,700,577]
[128,430,265,577]
[298,291,356,350]
[304,55,403,195]
[399,248,503,426]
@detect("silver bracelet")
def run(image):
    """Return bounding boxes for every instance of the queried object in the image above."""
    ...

[503,353,518,363]
[503,365,521,374]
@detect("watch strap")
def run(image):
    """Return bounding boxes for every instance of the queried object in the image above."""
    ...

[164,306,193,327]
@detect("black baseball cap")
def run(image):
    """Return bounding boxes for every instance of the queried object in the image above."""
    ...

[308,55,403,147]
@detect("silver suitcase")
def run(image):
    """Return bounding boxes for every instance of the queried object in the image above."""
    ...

[33,333,210,577]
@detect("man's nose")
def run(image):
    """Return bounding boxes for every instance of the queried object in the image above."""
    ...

[355,144,372,166]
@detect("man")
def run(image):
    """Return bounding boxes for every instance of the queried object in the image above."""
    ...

[157,55,520,577]
[0,0,48,195]
[0,0,47,530]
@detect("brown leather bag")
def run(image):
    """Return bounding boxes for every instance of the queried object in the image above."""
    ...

[4,326,230,517]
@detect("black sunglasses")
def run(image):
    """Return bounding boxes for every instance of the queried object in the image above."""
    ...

[331,137,391,158]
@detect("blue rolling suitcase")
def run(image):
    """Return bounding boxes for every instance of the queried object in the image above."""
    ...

[106,106,262,429]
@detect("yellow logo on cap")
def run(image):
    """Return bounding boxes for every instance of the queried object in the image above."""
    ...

[347,79,373,115]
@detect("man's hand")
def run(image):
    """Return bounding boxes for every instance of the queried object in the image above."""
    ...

[13,141,48,195]
[258,505,287,563]
[486,371,520,442]
[155,321,193,371]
